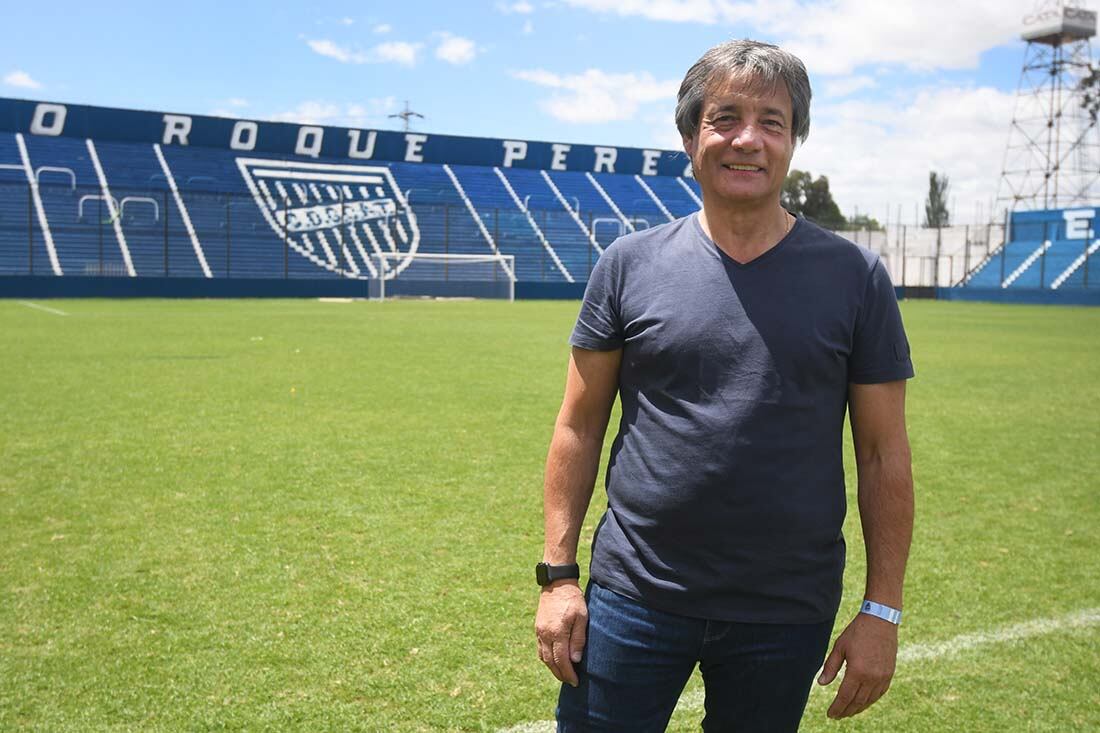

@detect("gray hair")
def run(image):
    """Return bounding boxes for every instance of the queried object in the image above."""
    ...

[675,39,812,145]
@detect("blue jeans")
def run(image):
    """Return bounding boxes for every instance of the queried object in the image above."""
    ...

[556,582,834,732]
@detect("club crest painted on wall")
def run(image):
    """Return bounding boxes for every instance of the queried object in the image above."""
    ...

[236,158,419,279]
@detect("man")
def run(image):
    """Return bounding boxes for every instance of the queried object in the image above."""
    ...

[534,39,914,731]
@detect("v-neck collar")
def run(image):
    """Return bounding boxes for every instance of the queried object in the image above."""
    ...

[692,211,800,269]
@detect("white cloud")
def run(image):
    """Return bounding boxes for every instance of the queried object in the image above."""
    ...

[435,35,478,65]
[497,1,535,13]
[3,70,42,89]
[823,75,877,98]
[266,98,399,128]
[339,17,355,25]
[523,19,535,34]
[208,98,250,118]
[561,0,1026,75]
[779,1,1021,76]
[306,38,421,66]
[794,86,1018,223]
[374,23,392,34]
[308,39,367,63]
[374,41,421,66]
[512,68,679,123]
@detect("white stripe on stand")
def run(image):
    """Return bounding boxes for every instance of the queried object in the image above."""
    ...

[86,139,135,277]
[153,144,213,278]
[15,133,62,275]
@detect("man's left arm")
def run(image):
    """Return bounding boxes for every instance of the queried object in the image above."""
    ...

[818,379,914,720]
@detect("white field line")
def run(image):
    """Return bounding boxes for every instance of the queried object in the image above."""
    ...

[17,300,69,316]
[497,607,1100,733]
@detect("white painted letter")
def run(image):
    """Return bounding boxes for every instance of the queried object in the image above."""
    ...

[502,140,527,168]
[296,126,324,158]
[1063,209,1095,239]
[405,133,428,162]
[641,149,661,176]
[30,103,67,136]
[162,114,193,145]
[348,130,377,159]
[551,144,570,171]
[230,121,258,151]
[593,147,617,173]
[683,161,694,178]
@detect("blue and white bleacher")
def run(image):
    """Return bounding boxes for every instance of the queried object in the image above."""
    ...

[1,131,704,284]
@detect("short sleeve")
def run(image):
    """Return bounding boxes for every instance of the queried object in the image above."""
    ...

[569,244,625,351]
[849,259,915,384]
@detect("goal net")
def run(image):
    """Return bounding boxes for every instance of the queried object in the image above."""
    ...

[367,252,516,301]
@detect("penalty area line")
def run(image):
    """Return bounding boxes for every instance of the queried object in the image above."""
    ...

[17,300,69,316]
[497,607,1100,732]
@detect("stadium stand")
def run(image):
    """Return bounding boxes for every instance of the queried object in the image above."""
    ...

[0,97,702,295]
[965,207,1099,290]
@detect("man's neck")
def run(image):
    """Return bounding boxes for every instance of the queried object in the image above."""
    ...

[698,198,791,265]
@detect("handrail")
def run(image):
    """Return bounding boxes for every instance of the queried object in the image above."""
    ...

[35,166,76,191]
[522,193,578,213]
[78,193,120,220]
[120,196,160,223]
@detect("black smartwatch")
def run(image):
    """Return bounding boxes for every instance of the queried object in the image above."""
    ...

[535,562,580,586]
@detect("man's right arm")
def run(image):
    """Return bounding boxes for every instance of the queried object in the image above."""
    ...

[535,345,622,687]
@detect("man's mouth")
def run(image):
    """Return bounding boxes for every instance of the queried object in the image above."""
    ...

[722,164,763,172]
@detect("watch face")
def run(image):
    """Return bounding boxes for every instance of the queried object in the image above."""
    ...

[535,563,550,586]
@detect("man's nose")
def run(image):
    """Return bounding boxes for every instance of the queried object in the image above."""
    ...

[731,123,763,152]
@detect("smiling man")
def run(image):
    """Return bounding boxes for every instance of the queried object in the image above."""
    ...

[535,39,915,731]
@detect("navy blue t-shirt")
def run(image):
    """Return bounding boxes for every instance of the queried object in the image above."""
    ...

[570,213,914,623]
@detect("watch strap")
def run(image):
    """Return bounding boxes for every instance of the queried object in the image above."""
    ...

[536,562,580,586]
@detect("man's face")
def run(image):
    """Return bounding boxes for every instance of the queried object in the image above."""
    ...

[682,74,795,209]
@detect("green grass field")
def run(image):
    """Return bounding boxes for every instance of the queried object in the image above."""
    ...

[1,298,1098,732]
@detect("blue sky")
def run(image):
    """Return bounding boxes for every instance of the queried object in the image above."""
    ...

[0,0,1073,224]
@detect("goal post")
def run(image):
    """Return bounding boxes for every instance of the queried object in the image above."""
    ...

[367,252,516,301]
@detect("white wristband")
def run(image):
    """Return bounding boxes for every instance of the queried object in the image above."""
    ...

[860,599,902,625]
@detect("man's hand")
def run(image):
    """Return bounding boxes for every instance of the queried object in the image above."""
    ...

[535,581,588,687]
[817,613,898,719]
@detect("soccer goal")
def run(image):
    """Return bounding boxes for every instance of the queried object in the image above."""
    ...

[367,252,516,301]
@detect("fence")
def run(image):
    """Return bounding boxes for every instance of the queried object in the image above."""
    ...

[837,223,1007,288]
[0,181,659,282]
[2,179,1065,288]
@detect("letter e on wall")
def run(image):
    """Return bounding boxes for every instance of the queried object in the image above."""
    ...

[1063,209,1096,239]
[551,144,570,171]
[405,133,428,162]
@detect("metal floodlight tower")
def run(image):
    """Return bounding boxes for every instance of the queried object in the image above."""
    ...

[998,0,1100,211]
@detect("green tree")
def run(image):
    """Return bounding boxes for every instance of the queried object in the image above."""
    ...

[1079,64,1099,123]
[924,171,950,228]
[782,169,846,229]
[847,214,883,231]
